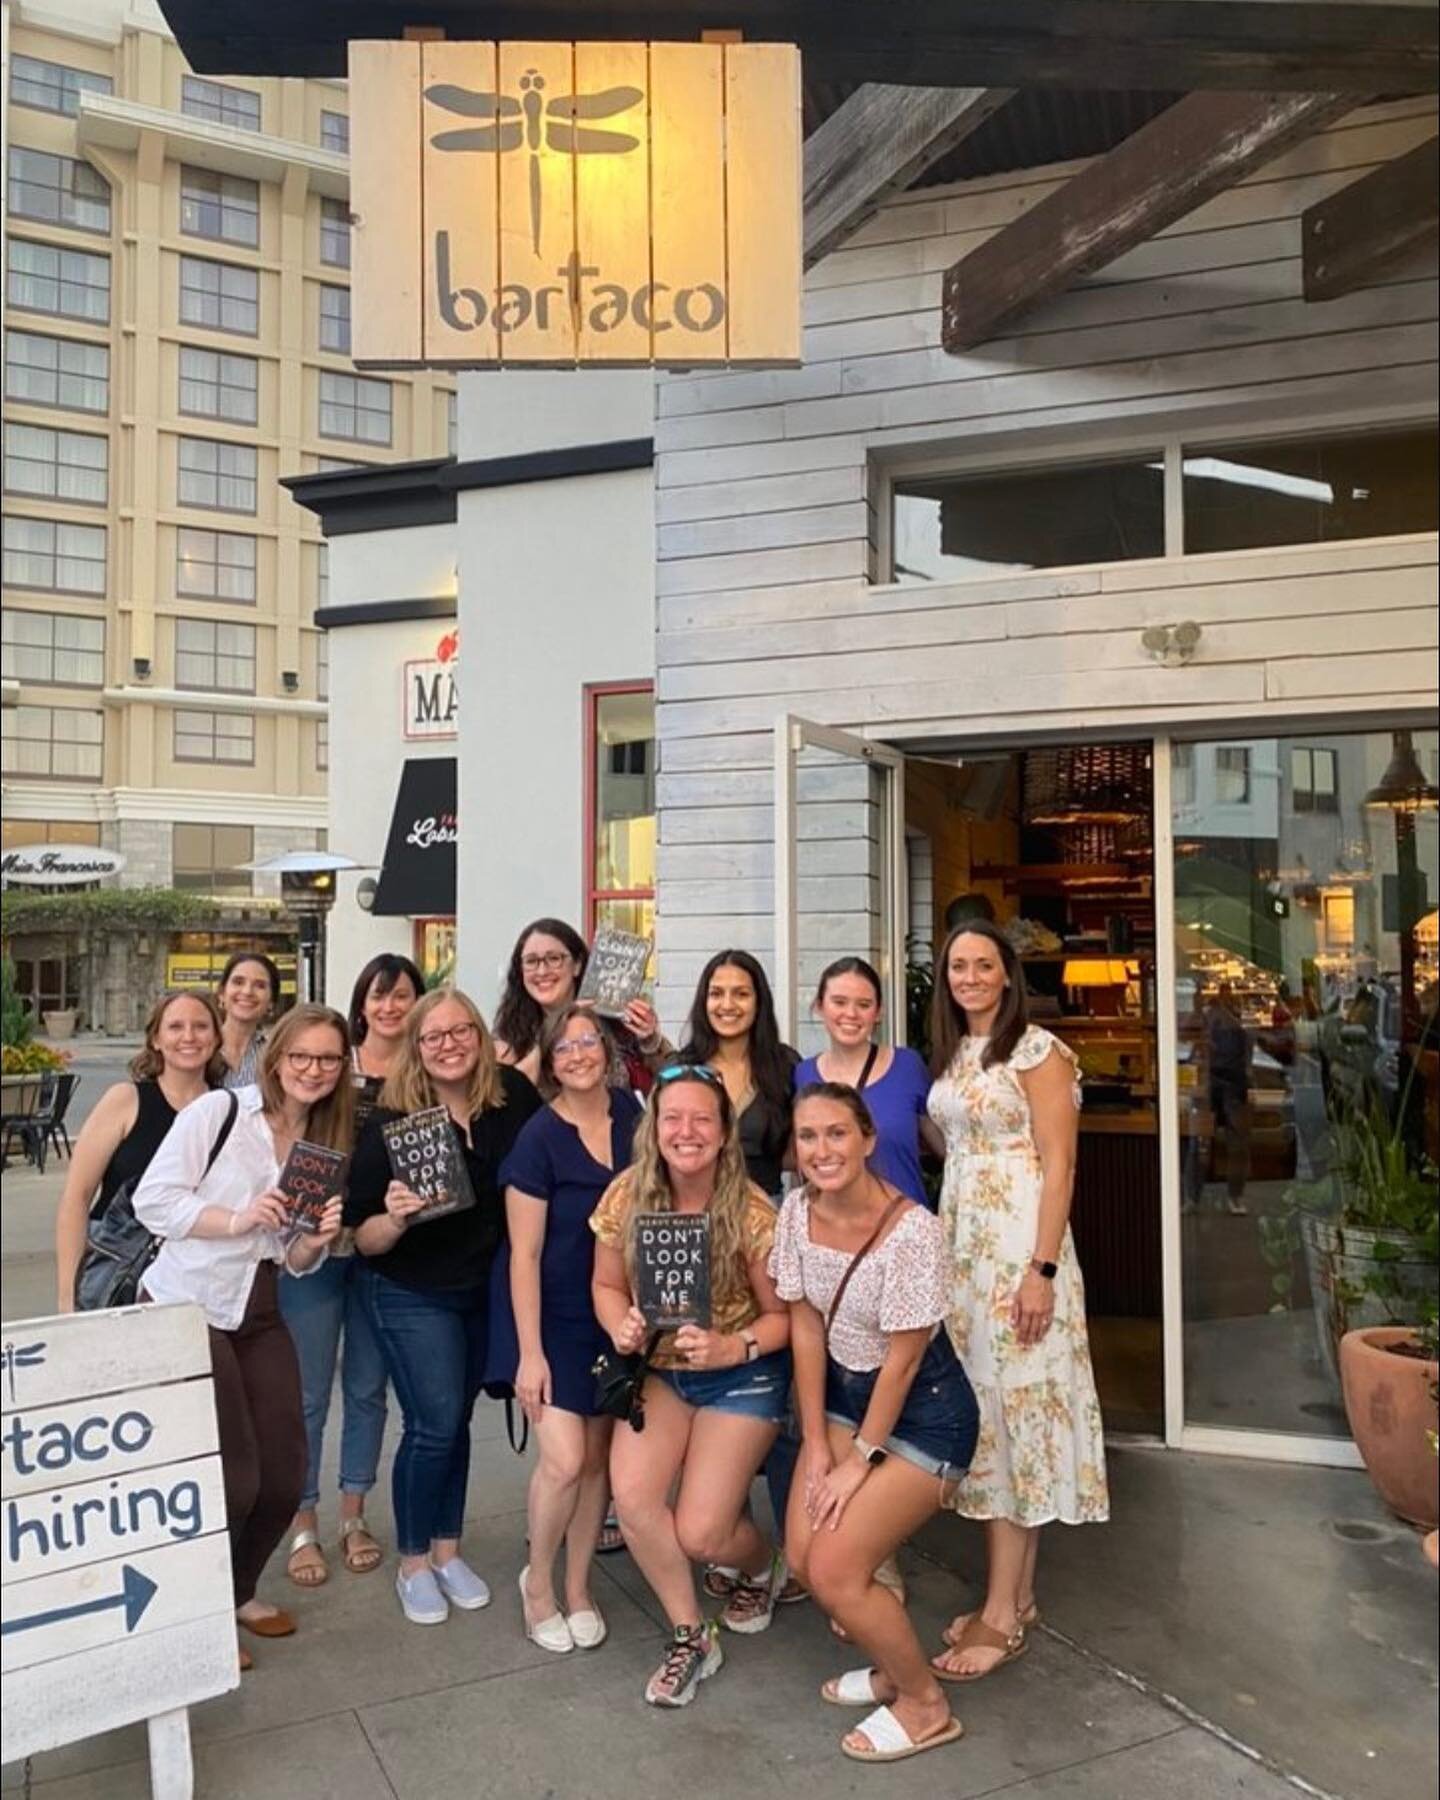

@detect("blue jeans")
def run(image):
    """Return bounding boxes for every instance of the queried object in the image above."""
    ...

[278,1256,388,1512]
[366,1274,487,1556]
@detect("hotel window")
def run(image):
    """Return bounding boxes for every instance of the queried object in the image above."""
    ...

[2,612,105,687]
[173,823,255,895]
[177,527,257,603]
[1214,745,1252,805]
[1,704,103,778]
[179,346,258,424]
[1291,746,1340,815]
[316,634,330,701]
[585,683,656,943]
[319,197,351,268]
[178,437,258,513]
[180,75,261,132]
[4,425,108,505]
[9,55,113,117]
[317,543,329,607]
[8,148,111,234]
[176,619,256,693]
[5,330,109,413]
[316,718,330,771]
[179,256,258,336]
[180,166,259,249]
[8,238,110,323]
[319,371,391,445]
[174,709,254,765]
[320,110,349,153]
[318,284,351,354]
[3,516,106,595]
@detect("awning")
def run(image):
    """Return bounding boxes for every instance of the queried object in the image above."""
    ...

[371,757,457,918]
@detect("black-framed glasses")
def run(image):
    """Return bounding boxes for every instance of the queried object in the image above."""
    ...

[656,1063,724,1089]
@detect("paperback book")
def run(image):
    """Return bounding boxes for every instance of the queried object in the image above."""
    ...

[276,1140,348,1242]
[382,1106,477,1223]
[633,1212,712,1330]
[577,926,652,1019]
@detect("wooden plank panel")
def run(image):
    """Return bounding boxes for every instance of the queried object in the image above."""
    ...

[4,1380,219,1499]
[1268,648,1440,699]
[0,1306,209,1414]
[349,40,423,367]
[723,44,802,365]
[649,43,727,367]
[656,539,868,597]
[496,40,577,364]
[658,500,870,561]
[421,40,499,366]
[573,40,650,363]
[3,1459,227,1584]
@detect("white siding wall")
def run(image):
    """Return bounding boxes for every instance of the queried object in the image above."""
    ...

[651,99,1440,1032]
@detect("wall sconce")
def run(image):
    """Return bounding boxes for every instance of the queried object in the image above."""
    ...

[1140,621,1202,667]
[132,656,152,679]
[281,669,300,693]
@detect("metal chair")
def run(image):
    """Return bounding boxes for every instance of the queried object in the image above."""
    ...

[45,1071,81,1161]
[13,1072,61,1174]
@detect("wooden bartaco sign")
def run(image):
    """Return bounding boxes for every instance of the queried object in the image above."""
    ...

[349,39,801,368]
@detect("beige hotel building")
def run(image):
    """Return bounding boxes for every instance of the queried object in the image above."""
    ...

[1,0,453,911]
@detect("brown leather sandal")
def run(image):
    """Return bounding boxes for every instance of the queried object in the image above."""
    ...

[940,1600,1039,1648]
[931,1614,1029,1683]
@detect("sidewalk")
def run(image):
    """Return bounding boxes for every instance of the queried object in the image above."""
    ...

[3,1163,1435,1800]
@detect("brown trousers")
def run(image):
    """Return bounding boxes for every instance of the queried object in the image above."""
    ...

[210,1262,307,1606]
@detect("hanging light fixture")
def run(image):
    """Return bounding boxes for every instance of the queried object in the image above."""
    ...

[1364,730,1439,812]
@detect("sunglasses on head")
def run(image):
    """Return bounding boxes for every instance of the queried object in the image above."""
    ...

[655,1063,724,1090]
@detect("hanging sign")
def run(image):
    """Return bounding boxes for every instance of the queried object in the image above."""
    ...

[348,39,802,369]
[0,846,124,886]
[404,629,459,741]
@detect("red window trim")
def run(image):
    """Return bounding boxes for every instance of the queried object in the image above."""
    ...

[582,678,655,942]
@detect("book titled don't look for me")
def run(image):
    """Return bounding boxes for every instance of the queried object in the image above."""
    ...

[634,1213,712,1330]
[383,1106,477,1223]
[277,1140,348,1241]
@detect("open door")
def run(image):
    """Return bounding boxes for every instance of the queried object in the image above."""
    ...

[774,716,906,1054]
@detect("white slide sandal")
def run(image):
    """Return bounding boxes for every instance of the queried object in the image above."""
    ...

[821,1667,886,1707]
[841,1704,964,1764]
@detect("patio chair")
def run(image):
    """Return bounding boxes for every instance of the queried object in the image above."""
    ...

[45,1071,80,1161]
[13,1072,61,1174]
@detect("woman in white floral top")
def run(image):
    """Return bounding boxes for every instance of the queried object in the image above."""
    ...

[771,1083,977,1765]
[927,921,1109,1684]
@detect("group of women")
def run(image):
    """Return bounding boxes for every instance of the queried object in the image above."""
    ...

[53,914,1108,1765]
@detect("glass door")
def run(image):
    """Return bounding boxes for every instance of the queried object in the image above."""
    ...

[773,717,906,1054]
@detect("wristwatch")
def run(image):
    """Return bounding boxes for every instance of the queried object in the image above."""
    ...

[853,1434,888,1467]
[1030,1258,1058,1280]
[740,1329,760,1364]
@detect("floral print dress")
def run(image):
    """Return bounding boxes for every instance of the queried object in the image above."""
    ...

[928,1025,1109,1526]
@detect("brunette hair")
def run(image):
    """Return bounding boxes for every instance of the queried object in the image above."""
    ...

[680,950,794,1139]
[813,956,883,1011]
[257,1003,355,1150]
[493,917,589,1059]
[381,986,504,1117]
[348,953,425,1044]
[216,951,281,1016]
[536,1001,612,1099]
[129,989,227,1087]
[930,919,1028,1075]
[793,1079,878,1139]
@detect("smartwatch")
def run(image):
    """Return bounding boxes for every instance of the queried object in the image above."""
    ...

[853,1434,888,1467]
[740,1329,760,1364]
[1030,1258,1058,1280]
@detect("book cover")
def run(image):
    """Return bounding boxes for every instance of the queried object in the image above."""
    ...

[276,1139,348,1240]
[382,1106,477,1223]
[577,926,652,1020]
[634,1212,712,1330]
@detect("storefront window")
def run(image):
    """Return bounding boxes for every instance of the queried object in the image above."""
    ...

[586,683,655,946]
[1172,728,1439,1439]
[414,918,456,986]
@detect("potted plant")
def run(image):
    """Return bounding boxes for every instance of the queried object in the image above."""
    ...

[1339,1312,1439,1531]
[41,1006,77,1040]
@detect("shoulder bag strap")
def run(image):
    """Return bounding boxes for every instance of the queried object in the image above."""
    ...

[857,1042,881,1090]
[825,1192,905,1335]
[203,1089,241,1180]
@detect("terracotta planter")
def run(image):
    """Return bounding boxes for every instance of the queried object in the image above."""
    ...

[1339,1327,1440,1529]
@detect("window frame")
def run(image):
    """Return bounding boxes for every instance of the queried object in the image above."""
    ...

[7,146,111,235]
[2,515,107,596]
[7,237,110,324]
[5,329,110,414]
[1291,745,1340,816]
[9,54,113,117]
[178,345,259,425]
[176,526,258,604]
[318,283,351,354]
[178,255,259,337]
[179,164,260,249]
[177,435,259,515]
[582,679,656,942]
[173,708,255,766]
[318,370,392,445]
[319,196,351,269]
[319,110,350,153]
[172,820,256,894]
[1,610,106,688]
[180,75,262,133]
[1,702,104,780]
[174,617,257,694]
[3,422,109,507]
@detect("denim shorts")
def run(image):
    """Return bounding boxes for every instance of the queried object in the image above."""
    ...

[825,1331,978,1481]
[654,1348,790,1421]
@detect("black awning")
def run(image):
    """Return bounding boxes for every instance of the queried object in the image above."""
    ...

[371,757,457,917]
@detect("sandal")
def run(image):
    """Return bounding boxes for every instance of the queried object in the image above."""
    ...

[286,1529,328,1588]
[821,1667,892,1708]
[932,1614,1029,1684]
[841,1706,964,1764]
[941,1600,1038,1649]
[339,1515,383,1574]
[596,1510,625,1556]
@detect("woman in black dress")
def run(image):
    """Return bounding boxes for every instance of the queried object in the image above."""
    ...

[54,987,225,1310]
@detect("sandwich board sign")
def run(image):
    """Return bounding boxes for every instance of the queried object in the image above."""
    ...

[349,38,802,368]
[1,1304,237,1797]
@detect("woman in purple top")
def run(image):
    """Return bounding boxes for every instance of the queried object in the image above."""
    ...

[796,959,942,1209]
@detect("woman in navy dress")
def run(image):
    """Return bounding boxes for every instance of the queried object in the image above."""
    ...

[489,1003,642,1654]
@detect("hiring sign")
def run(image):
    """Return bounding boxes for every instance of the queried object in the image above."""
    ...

[1,1305,238,1784]
[349,39,802,368]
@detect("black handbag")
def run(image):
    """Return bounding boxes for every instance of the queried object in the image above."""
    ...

[592,1333,661,1431]
[76,1091,240,1311]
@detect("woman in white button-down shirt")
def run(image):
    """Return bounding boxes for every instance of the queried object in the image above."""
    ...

[134,1002,352,1667]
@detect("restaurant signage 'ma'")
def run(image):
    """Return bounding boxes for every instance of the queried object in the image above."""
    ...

[349,39,801,369]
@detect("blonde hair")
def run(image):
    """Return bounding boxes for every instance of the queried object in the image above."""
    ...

[380,986,503,1117]
[129,989,226,1087]
[621,1072,756,1302]
[257,1003,355,1151]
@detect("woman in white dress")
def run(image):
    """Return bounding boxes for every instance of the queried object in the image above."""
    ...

[926,921,1108,1682]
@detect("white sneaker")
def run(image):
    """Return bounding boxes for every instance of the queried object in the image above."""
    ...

[432,1555,491,1610]
[396,1565,448,1625]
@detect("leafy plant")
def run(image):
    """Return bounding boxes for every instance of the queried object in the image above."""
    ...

[906,943,934,1063]
[0,886,221,936]
[1,958,34,1052]
[2,1041,70,1074]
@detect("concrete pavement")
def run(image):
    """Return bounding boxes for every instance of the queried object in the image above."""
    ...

[2,1161,1435,1800]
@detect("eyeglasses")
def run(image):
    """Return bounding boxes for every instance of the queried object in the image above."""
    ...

[521,952,572,973]
[656,1063,724,1089]
[552,1033,604,1060]
[284,1051,345,1073]
[418,1022,479,1050]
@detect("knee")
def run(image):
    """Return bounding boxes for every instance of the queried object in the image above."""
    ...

[401,1398,464,1453]
[537,1438,586,1490]
[674,1508,729,1566]
[806,1539,864,1612]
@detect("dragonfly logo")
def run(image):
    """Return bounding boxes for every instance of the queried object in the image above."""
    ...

[427,73,642,255]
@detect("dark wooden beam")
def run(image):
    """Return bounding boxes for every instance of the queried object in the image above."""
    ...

[1303,135,1440,301]
[942,90,1354,352]
[804,86,1014,267]
[158,2,1438,92]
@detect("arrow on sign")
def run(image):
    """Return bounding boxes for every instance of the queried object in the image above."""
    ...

[2,1564,158,1638]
